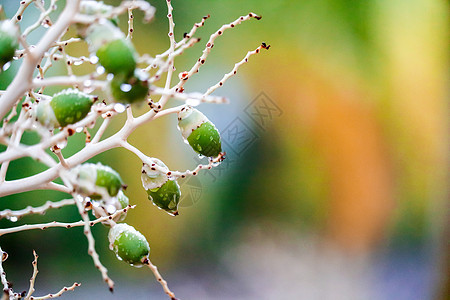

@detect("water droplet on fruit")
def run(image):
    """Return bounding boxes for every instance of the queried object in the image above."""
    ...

[120,83,132,92]
[74,60,82,66]
[106,73,114,81]
[76,127,84,133]
[3,62,11,71]
[8,216,18,222]
[84,80,92,87]
[90,55,99,64]
[96,66,105,75]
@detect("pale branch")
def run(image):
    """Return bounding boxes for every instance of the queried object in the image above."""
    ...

[0,247,15,299]
[0,205,134,236]
[24,250,39,300]
[152,104,185,120]
[144,258,177,300]
[150,87,228,104]
[168,152,226,179]
[32,76,106,90]
[30,282,81,300]
[0,1,266,298]
[52,149,69,169]
[174,12,262,92]
[159,0,176,109]
[203,43,270,96]
[120,140,225,181]
[0,199,76,220]
[40,182,72,194]
[127,7,134,40]
[0,111,27,183]
[0,103,116,165]
[21,0,58,38]
[149,14,210,66]
[90,117,112,144]
[74,198,114,291]
[12,0,33,24]
[146,37,201,79]
[0,0,82,121]
[52,38,82,47]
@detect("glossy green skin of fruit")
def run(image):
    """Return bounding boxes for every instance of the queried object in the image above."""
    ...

[147,180,181,215]
[110,74,149,104]
[187,122,222,157]
[95,167,123,198]
[117,190,129,209]
[50,91,93,127]
[96,39,136,77]
[0,24,18,68]
[112,226,149,265]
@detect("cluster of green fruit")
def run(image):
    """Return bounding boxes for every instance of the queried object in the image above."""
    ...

[80,1,149,105]
[71,163,149,266]
[4,0,226,268]
[140,106,223,217]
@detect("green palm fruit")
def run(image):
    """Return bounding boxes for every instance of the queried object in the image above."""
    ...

[35,89,94,128]
[72,163,124,199]
[85,21,136,77]
[141,160,181,216]
[147,180,181,216]
[108,224,150,266]
[177,106,222,158]
[110,72,149,104]
[117,190,130,209]
[0,20,19,69]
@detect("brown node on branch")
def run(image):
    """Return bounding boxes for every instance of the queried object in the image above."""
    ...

[261,42,271,50]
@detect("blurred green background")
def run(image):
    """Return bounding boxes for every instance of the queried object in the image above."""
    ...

[0,0,448,299]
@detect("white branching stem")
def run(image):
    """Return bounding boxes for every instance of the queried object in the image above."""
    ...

[0,199,76,220]
[127,7,134,40]
[174,12,262,92]
[150,87,228,104]
[30,282,80,300]
[0,247,14,299]
[0,0,267,298]
[0,0,82,121]
[74,199,114,291]
[24,250,39,300]
[0,205,134,236]
[145,258,177,300]
[204,43,270,96]
[90,117,111,144]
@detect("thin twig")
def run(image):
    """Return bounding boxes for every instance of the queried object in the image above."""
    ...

[0,199,76,220]
[0,247,15,299]
[173,12,262,91]
[0,205,134,236]
[24,250,39,300]
[204,43,270,96]
[144,258,177,300]
[30,282,81,300]
[74,199,114,291]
